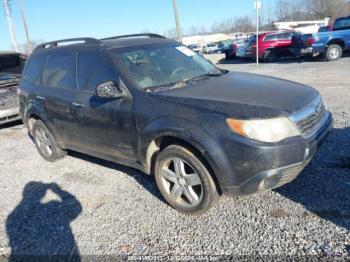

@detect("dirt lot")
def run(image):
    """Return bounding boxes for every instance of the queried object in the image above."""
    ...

[0,56,349,259]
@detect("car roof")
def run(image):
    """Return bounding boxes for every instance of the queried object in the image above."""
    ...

[101,37,177,50]
[32,34,178,55]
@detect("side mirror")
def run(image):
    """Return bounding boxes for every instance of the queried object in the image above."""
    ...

[95,81,125,99]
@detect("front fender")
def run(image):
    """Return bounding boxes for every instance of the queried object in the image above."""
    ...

[137,116,229,190]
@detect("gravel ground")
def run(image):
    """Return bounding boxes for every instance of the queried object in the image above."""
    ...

[0,55,349,260]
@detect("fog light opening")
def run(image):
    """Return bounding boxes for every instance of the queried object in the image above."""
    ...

[259,173,281,191]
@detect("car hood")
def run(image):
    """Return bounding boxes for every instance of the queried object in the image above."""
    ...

[152,71,319,119]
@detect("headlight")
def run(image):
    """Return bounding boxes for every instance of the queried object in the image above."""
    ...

[226,117,301,143]
[313,35,320,42]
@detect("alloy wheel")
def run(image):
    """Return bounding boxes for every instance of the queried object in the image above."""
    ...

[35,126,53,158]
[329,47,340,59]
[159,157,203,208]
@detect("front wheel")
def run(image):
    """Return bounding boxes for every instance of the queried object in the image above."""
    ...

[325,44,343,61]
[263,49,276,63]
[155,145,220,215]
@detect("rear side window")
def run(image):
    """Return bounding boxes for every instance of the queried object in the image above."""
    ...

[45,53,75,90]
[333,17,350,31]
[77,53,116,92]
[277,33,292,40]
[264,34,278,41]
[318,26,330,33]
[23,55,46,86]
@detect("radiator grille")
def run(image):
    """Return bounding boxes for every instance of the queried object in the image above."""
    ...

[0,95,18,110]
[290,96,327,138]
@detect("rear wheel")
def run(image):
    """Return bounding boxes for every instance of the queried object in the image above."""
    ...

[33,120,66,162]
[325,44,342,61]
[155,145,219,215]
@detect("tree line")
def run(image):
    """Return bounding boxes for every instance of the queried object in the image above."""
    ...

[163,0,350,38]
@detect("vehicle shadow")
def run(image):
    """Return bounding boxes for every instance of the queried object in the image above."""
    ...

[0,120,22,130]
[275,127,350,230]
[67,151,164,202]
[6,182,82,262]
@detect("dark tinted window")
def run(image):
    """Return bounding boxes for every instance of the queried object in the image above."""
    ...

[77,53,116,91]
[333,17,350,31]
[264,34,278,41]
[23,55,46,86]
[45,53,75,89]
[318,26,331,33]
[276,33,292,40]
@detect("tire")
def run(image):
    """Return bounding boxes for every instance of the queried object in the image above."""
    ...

[325,44,343,61]
[263,49,276,63]
[154,145,220,215]
[33,120,66,162]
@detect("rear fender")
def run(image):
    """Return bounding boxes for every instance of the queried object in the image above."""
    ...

[24,101,63,145]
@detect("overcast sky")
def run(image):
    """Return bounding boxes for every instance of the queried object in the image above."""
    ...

[0,0,275,51]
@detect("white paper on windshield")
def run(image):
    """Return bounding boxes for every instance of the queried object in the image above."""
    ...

[176,46,196,57]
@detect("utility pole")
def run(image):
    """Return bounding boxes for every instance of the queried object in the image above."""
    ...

[18,0,32,53]
[255,0,261,66]
[3,0,20,52]
[172,0,183,42]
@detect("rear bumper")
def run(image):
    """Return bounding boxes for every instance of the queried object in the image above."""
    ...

[0,107,21,125]
[209,113,333,196]
[312,44,326,53]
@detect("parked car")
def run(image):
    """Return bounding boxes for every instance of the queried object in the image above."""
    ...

[204,43,221,54]
[224,43,238,59]
[291,33,314,57]
[248,31,296,62]
[0,52,26,126]
[313,16,350,61]
[218,40,232,52]
[19,34,333,214]
[0,73,21,125]
[188,44,202,54]
[236,38,252,58]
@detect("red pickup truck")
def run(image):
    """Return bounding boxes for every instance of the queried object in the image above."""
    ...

[248,31,296,61]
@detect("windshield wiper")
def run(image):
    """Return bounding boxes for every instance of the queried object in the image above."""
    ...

[145,70,228,92]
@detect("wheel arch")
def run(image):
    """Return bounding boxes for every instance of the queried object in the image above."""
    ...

[27,113,42,134]
[327,39,346,49]
[25,107,62,146]
[145,134,223,195]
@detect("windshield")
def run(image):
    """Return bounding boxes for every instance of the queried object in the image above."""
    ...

[113,45,222,90]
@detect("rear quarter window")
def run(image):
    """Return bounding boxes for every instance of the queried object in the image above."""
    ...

[23,55,46,86]
[264,34,278,41]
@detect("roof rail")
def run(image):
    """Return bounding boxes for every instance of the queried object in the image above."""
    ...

[34,37,100,52]
[101,33,166,41]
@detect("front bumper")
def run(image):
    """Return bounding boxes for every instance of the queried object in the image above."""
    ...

[0,107,21,125]
[211,113,333,196]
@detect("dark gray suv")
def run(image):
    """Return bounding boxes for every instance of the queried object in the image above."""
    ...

[19,34,333,214]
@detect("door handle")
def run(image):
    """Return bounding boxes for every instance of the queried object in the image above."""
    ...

[72,102,85,108]
[36,96,46,101]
